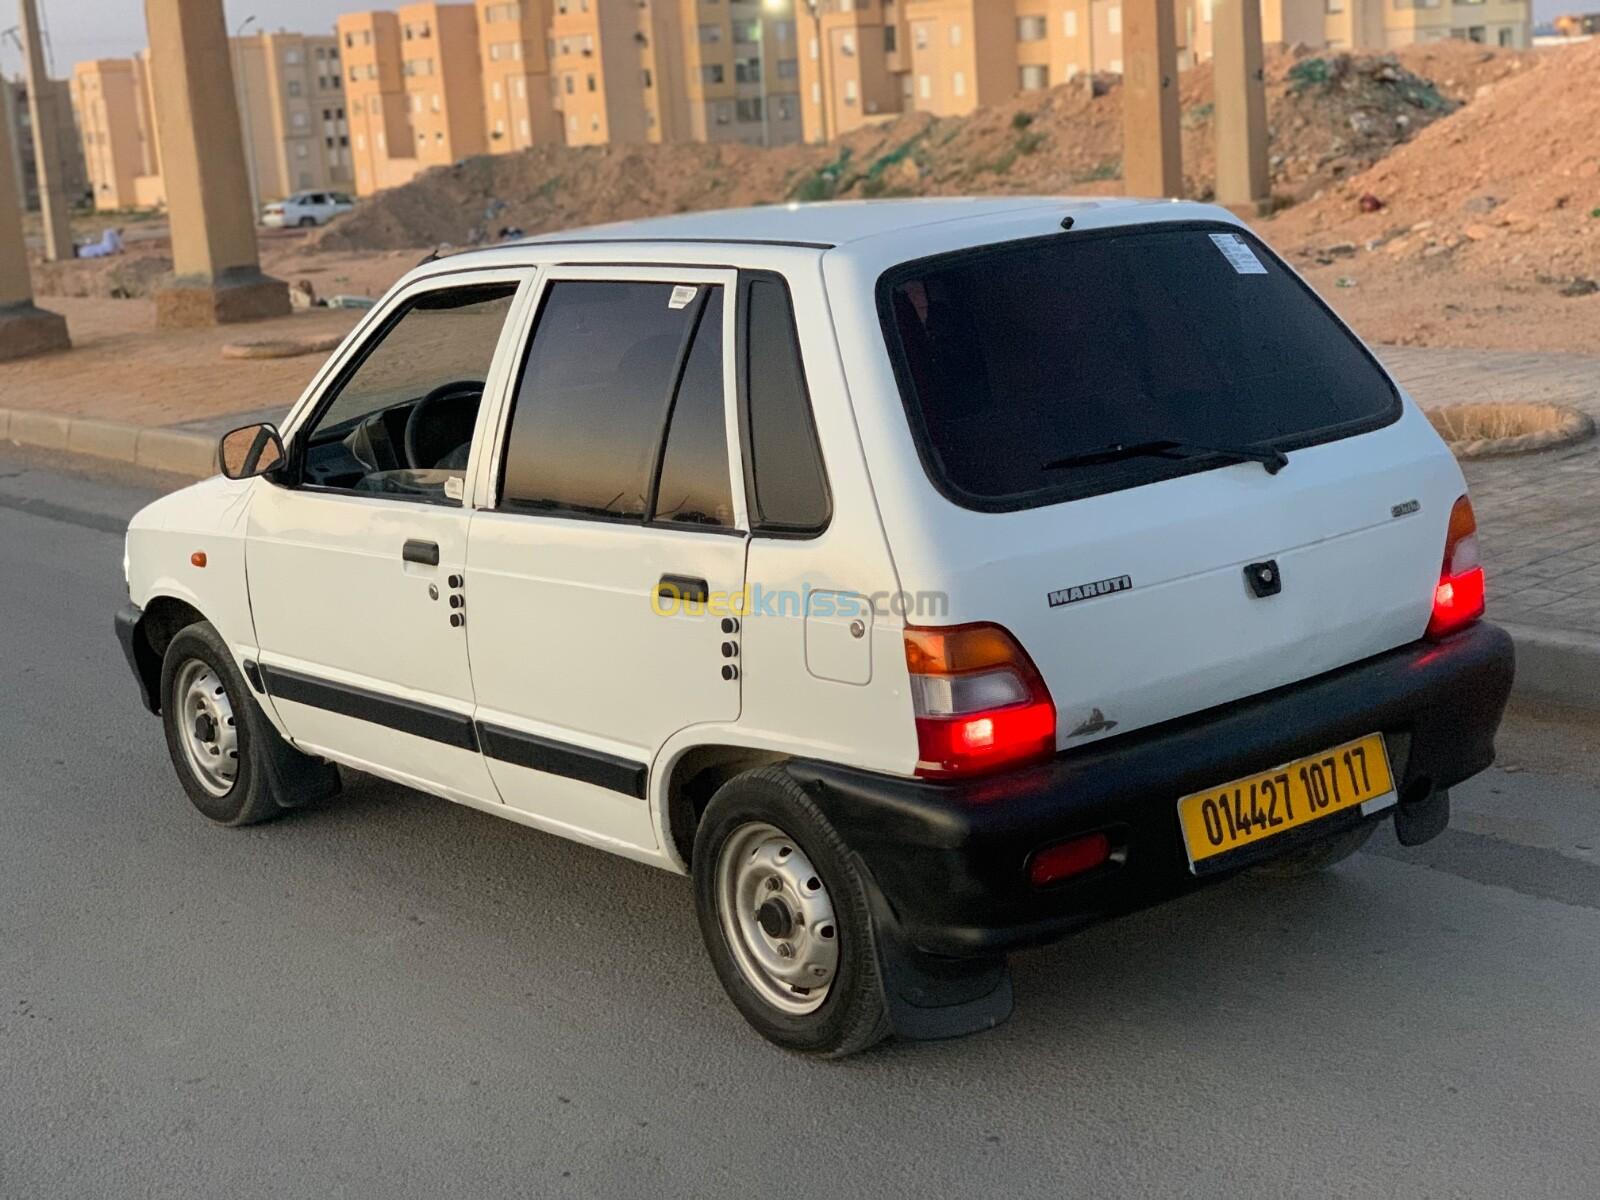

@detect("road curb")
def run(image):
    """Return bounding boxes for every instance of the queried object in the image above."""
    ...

[0,406,215,479]
[1501,622,1600,712]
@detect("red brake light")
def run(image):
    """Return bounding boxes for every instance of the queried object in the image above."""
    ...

[904,622,1056,778]
[1426,495,1486,640]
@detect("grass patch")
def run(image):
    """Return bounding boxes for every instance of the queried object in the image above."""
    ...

[789,146,855,202]
[1015,130,1046,156]
[1286,57,1330,93]
[1071,157,1120,183]
[1011,111,1035,131]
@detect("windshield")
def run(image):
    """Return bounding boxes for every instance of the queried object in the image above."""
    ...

[879,223,1399,510]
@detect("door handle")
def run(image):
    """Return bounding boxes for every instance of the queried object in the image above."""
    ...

[403,539,440,566]
[658,574,709,604]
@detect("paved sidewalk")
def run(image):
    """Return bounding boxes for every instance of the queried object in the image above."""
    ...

[1381,347,1600,638]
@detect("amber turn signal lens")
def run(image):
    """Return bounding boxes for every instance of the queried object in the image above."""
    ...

[190,551,207,568]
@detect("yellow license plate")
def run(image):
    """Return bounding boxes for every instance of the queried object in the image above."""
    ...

[1177,733,1395,872]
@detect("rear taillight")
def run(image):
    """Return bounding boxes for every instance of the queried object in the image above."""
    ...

[904,622,1056,778]
[1426,495,1486,640]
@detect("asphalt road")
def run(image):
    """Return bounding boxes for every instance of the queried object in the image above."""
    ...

[4,445,1600,1199]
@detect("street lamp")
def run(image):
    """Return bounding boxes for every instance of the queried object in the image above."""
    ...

[232,15,260,223]
[755,0,788,149]
[801,0,829,143]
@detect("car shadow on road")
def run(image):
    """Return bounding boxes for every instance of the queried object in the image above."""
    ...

[258,768,1577,1081]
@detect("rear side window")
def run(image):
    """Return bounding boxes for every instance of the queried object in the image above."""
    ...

[879,223,1400,511]
[500,280,732,526]
[740,275,830,534]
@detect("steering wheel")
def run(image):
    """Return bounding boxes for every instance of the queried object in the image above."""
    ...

[404,379,485,469]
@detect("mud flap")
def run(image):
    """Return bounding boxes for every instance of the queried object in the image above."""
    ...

[1395,786,1449,847]
[246,688,341,810]
[865,878,1014,1041]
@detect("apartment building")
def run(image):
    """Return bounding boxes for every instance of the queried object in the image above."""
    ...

[479,0,561,153]
[73,34,352,213]
[1340,0,1530,48]
[340,4,488,196]
[798,0,910,142]
[548,0,801,148]
[798,0,1528,140]
[232,32,353,203]
[2,75,89,212]
[70,58,163,210]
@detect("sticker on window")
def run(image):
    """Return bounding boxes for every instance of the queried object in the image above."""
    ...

[669,285,699,310]
[1208,232,1268,276]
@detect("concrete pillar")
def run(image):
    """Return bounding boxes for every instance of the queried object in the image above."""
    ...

[0,101,68,361]
[1213,0,1271,215]
[19,0,72,263]
[1121,0,1182,198]
[145,0,288,328]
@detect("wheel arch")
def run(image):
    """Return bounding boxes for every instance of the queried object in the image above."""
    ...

[125,595,208,714]
[658,742,794,871]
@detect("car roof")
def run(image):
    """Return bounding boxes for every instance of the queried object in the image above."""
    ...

[418,196,1243,278]
[516,196,1198,249]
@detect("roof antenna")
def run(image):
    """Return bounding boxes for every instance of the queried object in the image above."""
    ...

[1060,215,1076,231]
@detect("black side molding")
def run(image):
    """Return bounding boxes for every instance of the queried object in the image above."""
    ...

[478,723,648,799]
[259,664,478,751]
[251,663,648,798]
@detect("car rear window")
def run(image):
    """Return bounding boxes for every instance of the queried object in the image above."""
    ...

[878,223,1400,511]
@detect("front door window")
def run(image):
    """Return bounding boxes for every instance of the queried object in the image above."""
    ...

[299,283,517,502]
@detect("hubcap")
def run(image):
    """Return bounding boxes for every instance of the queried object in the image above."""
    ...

[174,658,239,797]
[715,822,839,1015]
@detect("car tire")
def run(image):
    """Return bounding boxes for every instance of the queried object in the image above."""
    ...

[298,216,317,228]
[693,765,891,1058]
[159,621,333,827]
[1252,820,1377,879]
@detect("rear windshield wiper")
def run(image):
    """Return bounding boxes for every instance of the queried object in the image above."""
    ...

[1042,438,1289,475]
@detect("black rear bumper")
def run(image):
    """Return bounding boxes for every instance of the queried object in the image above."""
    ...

[791,622,1515,959]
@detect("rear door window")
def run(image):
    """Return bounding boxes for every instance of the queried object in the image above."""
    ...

[879,223,1400,511]
[499,280,733,527]
[652,290,734,529]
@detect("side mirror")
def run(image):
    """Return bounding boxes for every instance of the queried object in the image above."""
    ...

[219,422,287,480]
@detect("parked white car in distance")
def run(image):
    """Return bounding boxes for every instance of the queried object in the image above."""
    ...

[116,198,1515,1057]
[262,190,355,228]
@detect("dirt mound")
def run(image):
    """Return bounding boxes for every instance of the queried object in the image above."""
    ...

[1269,39,1600,292]
[316,45,1484,253]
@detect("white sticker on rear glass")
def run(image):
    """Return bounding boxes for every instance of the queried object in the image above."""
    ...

[669,285,698,310]
[1209,232,1268,275]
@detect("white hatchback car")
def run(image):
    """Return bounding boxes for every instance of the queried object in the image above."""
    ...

[262,190,355,228]
[118,199,1514,1056]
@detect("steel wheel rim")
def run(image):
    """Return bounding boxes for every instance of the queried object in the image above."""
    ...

[174,658,239,797]
[715,821,839,1016]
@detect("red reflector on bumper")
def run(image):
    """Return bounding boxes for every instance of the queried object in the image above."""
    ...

[1028,832,1112,888]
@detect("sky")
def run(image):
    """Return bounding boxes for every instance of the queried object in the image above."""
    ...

[0,0,384,77]
[0,0,1572,80]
